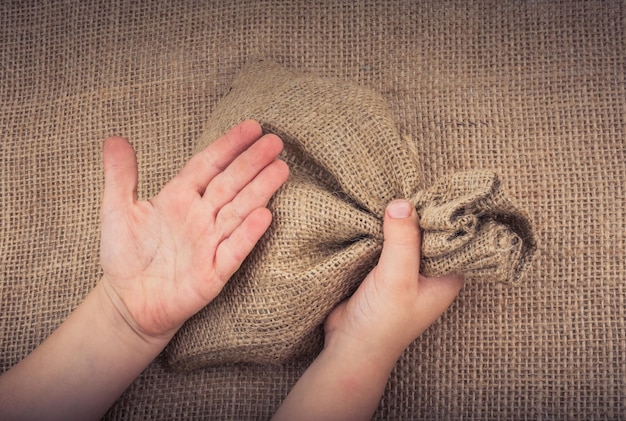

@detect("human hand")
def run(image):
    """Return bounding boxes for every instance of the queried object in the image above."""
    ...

[324,199,464,362]
[99,120,289,343]
[273,200,463,421]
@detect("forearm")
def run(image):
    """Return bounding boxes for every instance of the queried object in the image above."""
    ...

[0,281,169,420]
[272,338,401,421]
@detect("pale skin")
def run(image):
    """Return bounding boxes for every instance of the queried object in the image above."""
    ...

[272,200,463,421]
[0,119,464,420]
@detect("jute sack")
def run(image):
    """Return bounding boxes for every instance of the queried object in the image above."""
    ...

[166,60,536,370]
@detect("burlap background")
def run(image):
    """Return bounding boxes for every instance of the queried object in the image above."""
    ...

[1,1,624,419]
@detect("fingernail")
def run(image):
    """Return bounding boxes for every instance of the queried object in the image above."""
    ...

[387,200,413,219]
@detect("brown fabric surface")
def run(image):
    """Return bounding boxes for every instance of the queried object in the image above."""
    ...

[167,61,536,369]
[1,1,624,419]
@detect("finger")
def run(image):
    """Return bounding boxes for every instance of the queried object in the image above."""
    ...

[376,200,421,284]
[202,133,284,212]
[214,159,289,240]
[102,136,138,209]
[214,207,273,283]
[177,119,264,193]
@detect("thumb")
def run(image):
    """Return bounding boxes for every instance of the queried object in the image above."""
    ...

[378,200,464,340]
[376,199,421,283]
[102,136,138,210]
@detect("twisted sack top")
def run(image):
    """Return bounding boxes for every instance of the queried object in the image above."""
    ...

[166,61,536,370]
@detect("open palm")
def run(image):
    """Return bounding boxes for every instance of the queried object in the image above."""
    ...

[99,120,289,340]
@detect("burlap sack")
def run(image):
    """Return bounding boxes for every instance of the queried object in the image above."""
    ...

[166,60,536,370]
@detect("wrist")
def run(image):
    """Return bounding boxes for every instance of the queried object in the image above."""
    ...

[0,280,171,420]
[322,329,403,376]
[94,279,172,355]
[323,314,414,371]
[273,331,399,421]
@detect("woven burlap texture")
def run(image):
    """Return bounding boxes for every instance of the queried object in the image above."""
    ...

[2,1,624,419]
[167,61,536,369]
